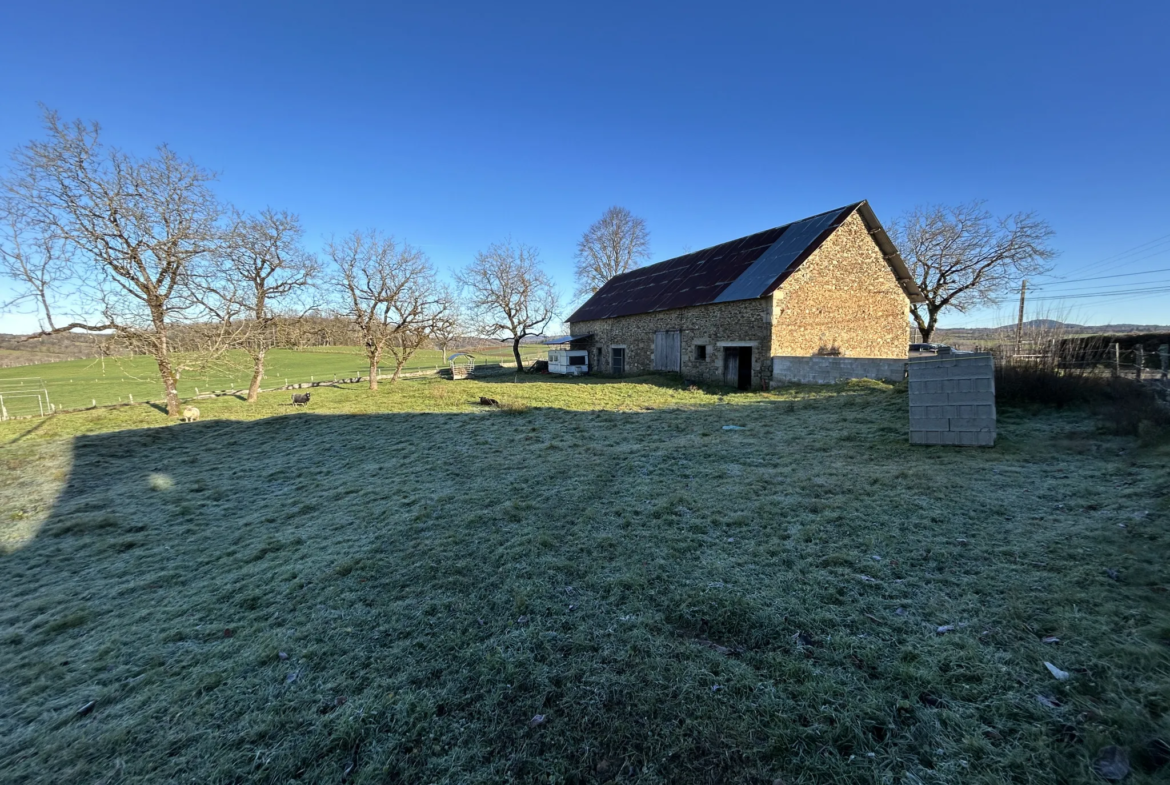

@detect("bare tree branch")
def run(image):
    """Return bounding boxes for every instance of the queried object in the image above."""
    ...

[204,208,319,401]
[457,238,559,371]
[327,230,447,389]
[1,108,224,415]
[574,206,650,300]
[889,201,1057,342]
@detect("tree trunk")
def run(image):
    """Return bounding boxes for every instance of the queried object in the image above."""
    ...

[154,347,181,417]
[150,312,182,417]
[911,306,938,343]
[391,359,405,382]
[247,350,265,403]
[368,359,379,390]
[512,338,524,372]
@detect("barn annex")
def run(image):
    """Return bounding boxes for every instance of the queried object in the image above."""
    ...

[566,201,926,389]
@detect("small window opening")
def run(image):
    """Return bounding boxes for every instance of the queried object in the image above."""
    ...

[694,344,708,361]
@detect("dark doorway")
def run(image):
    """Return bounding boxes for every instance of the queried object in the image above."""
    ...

[722,346,753,390]
[611,347,626,375]
[737,346,753,389]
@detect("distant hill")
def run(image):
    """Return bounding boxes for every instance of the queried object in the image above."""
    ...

[935,320,1170,341]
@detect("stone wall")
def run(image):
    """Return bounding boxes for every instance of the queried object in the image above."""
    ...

[570,297,773,387]
[908,353,996,446]
[772,355,907,384]
[771,211,910,358]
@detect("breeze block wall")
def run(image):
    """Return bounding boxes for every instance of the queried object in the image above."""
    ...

[771,211,910,358]
[908,353,996,446]
[772,355,907,384]
[570,297,773,388]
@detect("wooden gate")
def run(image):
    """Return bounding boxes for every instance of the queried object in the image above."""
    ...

[653,330,681,372]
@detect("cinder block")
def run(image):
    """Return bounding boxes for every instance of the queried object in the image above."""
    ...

[976,430,996,447]
[911,418,951,431]
[958,431,976,446]
[910,431,929,445]
[940,431,958,445]
[949,417,993,430]
[946,391,995,404]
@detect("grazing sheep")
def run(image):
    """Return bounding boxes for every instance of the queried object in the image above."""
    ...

[478,396,500,407]
[291,392,311,406]
[181,406,200,422]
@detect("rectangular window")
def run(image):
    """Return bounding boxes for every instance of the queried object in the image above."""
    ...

[611,347,625,375]
[568,354,585,366]
[694,344,707,361]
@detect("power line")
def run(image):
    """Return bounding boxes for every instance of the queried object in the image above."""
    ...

[1031,278,1170,295]
[1033,266,1170,287]
[1030,285,1170,301]
[1058,233,1170,278]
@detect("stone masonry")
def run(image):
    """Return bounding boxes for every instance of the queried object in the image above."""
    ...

[771,211,909,358]
[570,297,773,388]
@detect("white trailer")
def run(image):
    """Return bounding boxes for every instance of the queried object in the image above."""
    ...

[547,348,589,375]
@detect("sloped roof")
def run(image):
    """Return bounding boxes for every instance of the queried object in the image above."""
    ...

[567,201,923,322]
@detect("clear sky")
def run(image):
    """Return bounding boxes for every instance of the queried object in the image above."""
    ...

[1,0,1167,333]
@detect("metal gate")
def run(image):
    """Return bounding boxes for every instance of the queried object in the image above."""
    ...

[653,330,681,372]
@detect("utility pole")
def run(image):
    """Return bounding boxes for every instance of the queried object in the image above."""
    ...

[1013,279,1027,358]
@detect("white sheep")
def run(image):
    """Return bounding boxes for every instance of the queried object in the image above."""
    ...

[181,406,200,422]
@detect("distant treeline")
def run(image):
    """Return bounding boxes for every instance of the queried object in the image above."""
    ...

[0,315,513,368]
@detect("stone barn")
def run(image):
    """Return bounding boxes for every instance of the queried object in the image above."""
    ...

[566,201,925,389]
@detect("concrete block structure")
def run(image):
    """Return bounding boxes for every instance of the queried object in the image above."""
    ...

[908,353,996,447]
[771,355,907,384]
[567,201,925,389]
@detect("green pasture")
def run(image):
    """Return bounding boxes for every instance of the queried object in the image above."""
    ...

[0,345,546,414]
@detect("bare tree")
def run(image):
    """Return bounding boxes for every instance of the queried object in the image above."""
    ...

[889,201,1057,342]
[328,230,446,390]
[0,110,224,416]
[429,303,465,361]
[574,206,650,299]
[457,238,559,370]
[212,208,317,401]
[0,197,74,331]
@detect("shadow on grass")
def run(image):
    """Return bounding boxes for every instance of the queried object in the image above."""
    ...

[2,402,1168,784]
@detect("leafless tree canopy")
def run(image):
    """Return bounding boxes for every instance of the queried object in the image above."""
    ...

[210,208,318,401]
[457,238,558,370]
[0,109,224,415]
[889,201,1057,342]
[328,230,448,389]
[574,206,650,300]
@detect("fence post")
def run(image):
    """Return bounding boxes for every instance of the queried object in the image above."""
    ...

[1112,342,1120,378]
[1135,346,1143,381]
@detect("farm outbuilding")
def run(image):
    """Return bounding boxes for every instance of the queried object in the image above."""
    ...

[566,201,926,389]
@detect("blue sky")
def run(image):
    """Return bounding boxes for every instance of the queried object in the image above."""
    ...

[1,0,1167,332]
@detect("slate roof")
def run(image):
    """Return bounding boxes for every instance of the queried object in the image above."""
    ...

[567,201,923,323]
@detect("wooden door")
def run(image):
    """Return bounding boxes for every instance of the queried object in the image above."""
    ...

[723,346,739,386]
[653,330,681,371]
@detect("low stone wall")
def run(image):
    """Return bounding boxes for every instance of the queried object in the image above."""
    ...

[908,353,996,447]
[771,355,907,384]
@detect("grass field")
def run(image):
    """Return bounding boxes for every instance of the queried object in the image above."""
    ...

[1,376,1168,783]
[0,345,546,414]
